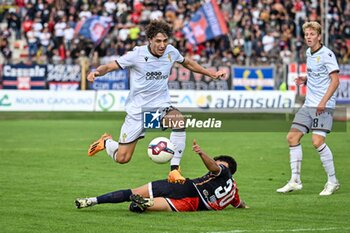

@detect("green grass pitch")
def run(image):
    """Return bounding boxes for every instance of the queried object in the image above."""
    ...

[0,112,349,233]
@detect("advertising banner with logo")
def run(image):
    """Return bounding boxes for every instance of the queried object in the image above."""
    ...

[0,90,295,112]
[0,90,95,111]
[287,63,307,95]
[95,90,129,111]
[170,90,296,113]
[2,64,46,90]
[232,66,275,90]
[168,66,231,90]
[336,64,350,104]
[47,64,81,90]
[94,90,295,112]
[89,70,129,90]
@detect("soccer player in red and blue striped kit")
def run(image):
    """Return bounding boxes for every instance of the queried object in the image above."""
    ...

[75,140,248,212]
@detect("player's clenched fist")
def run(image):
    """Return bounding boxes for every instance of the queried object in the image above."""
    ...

[209,70,227,80]
[213,70,227,79]
[87,71,100,82]
[294,76,307,86]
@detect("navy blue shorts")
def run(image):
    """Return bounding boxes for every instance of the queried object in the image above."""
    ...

[151,179,198,199]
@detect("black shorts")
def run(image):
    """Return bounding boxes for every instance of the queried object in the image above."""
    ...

[151,179,198,199]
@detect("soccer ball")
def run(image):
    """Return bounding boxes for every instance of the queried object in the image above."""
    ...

[147,137,175,164]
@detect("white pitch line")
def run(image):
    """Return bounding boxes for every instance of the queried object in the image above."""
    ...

[206,226,350,233]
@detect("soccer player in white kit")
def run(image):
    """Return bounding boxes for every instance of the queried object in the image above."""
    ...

[86,20,226,183]
[277,21,340,195]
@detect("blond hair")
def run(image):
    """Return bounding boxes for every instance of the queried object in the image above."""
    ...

[302,21,322,35]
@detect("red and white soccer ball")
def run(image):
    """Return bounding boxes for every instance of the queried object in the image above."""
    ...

[147,137,175,164]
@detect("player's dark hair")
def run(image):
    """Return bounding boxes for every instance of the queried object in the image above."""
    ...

[145,20,172,39]
[214,155,237,175]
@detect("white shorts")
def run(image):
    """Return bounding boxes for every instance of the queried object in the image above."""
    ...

[118,106,178,144]
[119,113,145,144]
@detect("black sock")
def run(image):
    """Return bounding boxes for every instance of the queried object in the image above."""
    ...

[171,165,179,171]
[96,189,132,204]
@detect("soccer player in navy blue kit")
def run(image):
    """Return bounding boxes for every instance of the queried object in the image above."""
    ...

[75,140,248,212]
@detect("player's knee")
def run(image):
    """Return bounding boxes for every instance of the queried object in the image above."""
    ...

[172,127,186,132]
[115,152,131,164]
[166,110,186,130]
[312,137,324,149]
[116,157,131,164]
[286,133,298,145]
[175,116,185,126]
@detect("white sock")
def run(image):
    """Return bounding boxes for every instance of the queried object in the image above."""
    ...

[105,139,119,160]
[89,197,98,205]
[170,131,186,166]
[317,143,337,183]
[289,144,302,184]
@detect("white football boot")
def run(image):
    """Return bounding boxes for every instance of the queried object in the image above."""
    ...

[75,198,95,209]
[276,181,303,193]
[319,181,340,196]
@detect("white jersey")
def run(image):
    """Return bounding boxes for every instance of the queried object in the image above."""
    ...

[116,45,184,114]
[304,45,339,109]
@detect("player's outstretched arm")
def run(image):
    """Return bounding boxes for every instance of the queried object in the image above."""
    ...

[87,61,120,82]
[181,58,226,80]
[192,139,220,175]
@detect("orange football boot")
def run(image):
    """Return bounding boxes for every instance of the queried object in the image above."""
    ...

[88,133,112,156]
[167,167,186,184]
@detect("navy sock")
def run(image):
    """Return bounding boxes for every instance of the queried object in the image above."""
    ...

[96,189,132,204]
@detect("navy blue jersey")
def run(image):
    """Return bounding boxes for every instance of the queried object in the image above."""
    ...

[151,165,241,211]
[191,164,241,210]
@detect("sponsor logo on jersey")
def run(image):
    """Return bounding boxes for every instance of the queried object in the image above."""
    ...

[145,71,168,80]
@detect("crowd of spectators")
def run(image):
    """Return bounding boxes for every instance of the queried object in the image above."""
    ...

[0,0,350,67]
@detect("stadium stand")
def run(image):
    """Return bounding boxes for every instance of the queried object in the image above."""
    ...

[0,0,349,66]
